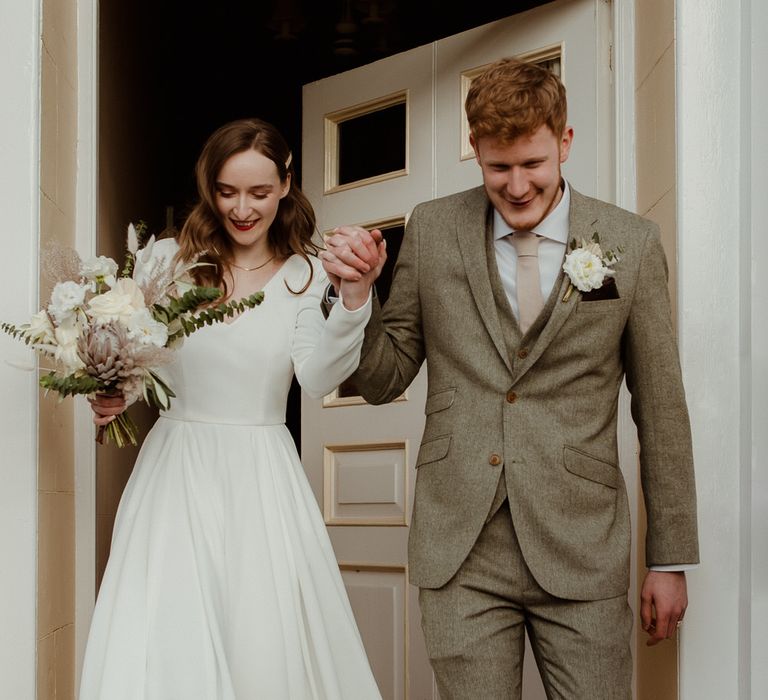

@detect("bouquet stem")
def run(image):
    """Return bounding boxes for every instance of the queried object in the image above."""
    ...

[96,412,139,448]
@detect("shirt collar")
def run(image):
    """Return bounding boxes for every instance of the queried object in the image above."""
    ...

[493,179,571,244]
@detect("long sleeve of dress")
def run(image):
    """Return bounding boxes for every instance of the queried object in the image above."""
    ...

[291,260,372,399]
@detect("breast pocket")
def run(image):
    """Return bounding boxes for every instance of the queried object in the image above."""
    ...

[575,298,630,315]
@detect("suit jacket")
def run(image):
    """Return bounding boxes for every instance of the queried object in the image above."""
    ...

[353,185,699,600]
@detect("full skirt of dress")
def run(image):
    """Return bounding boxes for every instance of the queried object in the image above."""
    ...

[79,249,381,699]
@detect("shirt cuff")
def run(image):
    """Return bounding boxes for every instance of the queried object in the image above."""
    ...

[323,283,375,312]
[323,283,339,306]
[649,564,699,572]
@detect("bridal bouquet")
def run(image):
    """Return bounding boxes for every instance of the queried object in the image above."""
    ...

[2,223,263,447]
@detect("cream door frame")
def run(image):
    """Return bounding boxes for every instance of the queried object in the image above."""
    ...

[612,1,640,693]
[675,0,768,698]
[74,0,99,693]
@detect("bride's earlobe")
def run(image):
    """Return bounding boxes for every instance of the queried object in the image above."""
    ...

[281,172,292,199]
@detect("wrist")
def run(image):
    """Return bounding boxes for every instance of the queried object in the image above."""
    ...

[340,291,369,311]
[339,283,372,311]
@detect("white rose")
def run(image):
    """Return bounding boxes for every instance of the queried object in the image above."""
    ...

[25,310,55,344]
[81,255,119,288]
[53,320,85,372]
[562,248,612,292]
[48,280,88,324]
[125,308,169,347]
[87,278,146,323]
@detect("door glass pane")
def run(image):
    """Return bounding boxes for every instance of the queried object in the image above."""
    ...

[337,102,406,186]
[324,92,409,192]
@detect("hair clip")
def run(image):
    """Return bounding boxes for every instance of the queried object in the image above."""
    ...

[285,152,293,169]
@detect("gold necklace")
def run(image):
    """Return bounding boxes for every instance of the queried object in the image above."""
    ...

[229,255,275,272]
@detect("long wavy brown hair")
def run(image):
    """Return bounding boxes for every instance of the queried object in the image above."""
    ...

[175,118,319,298]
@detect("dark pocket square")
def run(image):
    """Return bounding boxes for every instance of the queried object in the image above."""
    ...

[580,276,620,301]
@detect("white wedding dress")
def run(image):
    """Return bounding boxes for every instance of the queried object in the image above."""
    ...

[79,241,382,700]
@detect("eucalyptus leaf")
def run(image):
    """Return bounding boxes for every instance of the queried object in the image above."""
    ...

[39,372,104,397]
[1,322,27,341]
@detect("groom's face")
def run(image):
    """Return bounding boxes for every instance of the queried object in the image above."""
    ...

[471,124,573,231]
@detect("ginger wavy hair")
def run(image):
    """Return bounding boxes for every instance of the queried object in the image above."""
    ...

[175,118,319,298]
[465,58,567,142]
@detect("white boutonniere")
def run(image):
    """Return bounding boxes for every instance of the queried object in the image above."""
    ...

[562,232,623,302]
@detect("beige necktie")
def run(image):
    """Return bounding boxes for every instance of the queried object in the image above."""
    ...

[510,231,544,334]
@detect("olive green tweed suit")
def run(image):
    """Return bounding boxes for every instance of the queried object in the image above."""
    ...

[353,185,699,602]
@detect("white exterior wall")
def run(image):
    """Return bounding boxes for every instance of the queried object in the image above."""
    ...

[0,1,41,697]
[747,1,768,696]
[75,0,98,690]
[677,0,767,697]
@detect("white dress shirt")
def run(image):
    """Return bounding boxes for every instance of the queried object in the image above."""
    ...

[492,180,570,319]
[490,179,695,574]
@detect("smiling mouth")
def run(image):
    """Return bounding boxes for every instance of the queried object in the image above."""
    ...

[230,218,257,232]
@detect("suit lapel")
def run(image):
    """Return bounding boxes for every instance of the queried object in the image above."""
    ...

[511,189,598,383]
[455,188,513,373]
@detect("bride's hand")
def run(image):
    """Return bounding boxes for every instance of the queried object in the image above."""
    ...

[88,393,127,426]
[320,226,386,310]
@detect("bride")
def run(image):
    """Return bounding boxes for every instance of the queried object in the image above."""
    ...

[79,118,385,699]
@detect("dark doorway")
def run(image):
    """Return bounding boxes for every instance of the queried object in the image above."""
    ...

[98,0,553,446]
[94,0,553,589]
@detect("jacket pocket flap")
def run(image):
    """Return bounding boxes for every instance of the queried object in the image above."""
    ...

[416,436,451,467]
[564,447,619,488]
[425,388,456,415]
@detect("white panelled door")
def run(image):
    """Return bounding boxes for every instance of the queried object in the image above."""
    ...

[301,2,615,697]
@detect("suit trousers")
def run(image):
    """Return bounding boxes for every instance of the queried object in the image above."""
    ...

[418,472,633,700]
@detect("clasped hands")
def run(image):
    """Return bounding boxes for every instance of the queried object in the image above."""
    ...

[320,226,387,311]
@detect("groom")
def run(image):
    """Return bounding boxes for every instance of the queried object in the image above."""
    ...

[321,58,699,698]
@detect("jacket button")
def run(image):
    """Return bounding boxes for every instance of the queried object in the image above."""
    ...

[506,390,517,403]
[489,453,502,466]
[517,348,529,359]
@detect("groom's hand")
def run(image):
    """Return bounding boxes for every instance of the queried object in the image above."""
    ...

[640,570,688,646]
[320,226,386,310]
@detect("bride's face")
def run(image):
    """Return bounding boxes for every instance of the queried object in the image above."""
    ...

[214,149,290,251]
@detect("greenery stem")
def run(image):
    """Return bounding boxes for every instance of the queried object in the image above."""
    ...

[96,412,139,448]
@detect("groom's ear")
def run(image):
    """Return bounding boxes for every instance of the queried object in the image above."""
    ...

[469,134,481,164]
[559,127,574,164]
